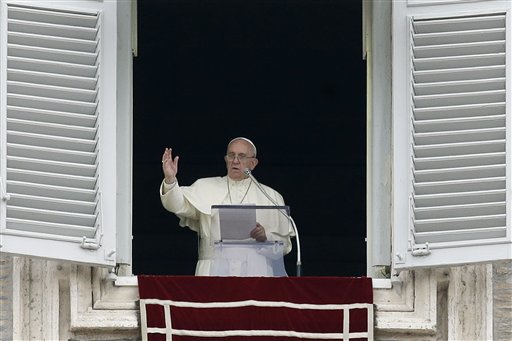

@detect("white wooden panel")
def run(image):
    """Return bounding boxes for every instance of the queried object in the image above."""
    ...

[7,6,98,28]
[414,189,505,207]
[7,131,97,152]
[7,181,96,202]
[2,3,101,248]
[414,152,506,169]
[8,18,98,40]
[8,94,97,115]
[414,202,505,220]
[8,69,97,89]
[7,156,97,177]
[8,32,98,53]
[7,118,97,139]
[7,193,96,214]
[411,12,508,245]
[7,169,97,189]
[393,6,511,269]
[8,57,98,77]
[413,140,505,158]
[6,218,96,237]
[8,81,97,102]
[7,106,97,127]
[7,143,97,163]
[0,0,120,267]
[414,65,506,83]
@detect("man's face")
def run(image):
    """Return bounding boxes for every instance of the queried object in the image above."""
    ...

[225,140,258,181]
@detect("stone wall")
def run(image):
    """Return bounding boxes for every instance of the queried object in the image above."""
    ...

[494,261,512,341]
[1,256,511,340]
[0,257,13,340]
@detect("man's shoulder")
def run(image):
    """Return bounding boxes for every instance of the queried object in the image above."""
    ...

[181,176,226,213]
[192,176,225,187]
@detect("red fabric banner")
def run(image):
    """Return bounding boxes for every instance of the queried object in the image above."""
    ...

[138,276,373,341]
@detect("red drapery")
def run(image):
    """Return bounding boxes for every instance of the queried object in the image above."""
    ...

[138,275,373,340]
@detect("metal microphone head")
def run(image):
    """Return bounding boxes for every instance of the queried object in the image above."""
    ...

[243,168,252,176]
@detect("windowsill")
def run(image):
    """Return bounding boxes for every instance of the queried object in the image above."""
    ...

[372,278,392,289]
[115,275,138,286]
[115,275,393,289]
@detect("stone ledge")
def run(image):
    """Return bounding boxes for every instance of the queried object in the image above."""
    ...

[71,308,140,331]
[374,270,437,334]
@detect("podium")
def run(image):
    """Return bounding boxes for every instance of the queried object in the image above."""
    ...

[211,240,287,276]
[209,204,291,277]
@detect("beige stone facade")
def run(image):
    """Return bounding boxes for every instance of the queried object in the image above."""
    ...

[1,256,510,340]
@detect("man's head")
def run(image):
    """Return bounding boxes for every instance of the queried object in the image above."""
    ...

[225,137,259,181]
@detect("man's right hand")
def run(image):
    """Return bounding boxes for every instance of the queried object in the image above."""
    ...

[162,147,179,184]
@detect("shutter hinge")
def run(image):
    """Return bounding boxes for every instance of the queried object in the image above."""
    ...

[0,178,10,202]
[412,242,431,257]
[81,234,102,250]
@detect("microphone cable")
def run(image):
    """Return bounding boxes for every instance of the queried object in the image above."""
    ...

[244,168,302,276]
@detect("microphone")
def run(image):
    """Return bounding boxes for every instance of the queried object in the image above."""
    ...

[244,168,302,276]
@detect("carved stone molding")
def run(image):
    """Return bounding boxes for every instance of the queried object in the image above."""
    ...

[374,269,437,336]
[11,258,140,340]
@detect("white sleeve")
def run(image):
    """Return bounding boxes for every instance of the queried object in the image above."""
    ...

[159,179,199,220]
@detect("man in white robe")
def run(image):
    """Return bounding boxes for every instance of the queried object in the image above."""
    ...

[160,137,294,276]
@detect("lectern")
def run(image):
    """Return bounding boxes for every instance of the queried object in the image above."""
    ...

[209,204,291,277]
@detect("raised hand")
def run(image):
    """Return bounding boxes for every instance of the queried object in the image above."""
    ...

[162,147,179,184]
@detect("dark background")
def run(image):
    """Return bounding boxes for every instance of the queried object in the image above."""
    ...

[132,0,366,276]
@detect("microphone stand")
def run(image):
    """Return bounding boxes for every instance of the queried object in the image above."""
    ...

[244,169,302,277]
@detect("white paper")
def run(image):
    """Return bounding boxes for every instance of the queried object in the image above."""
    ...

[219,205,257,241]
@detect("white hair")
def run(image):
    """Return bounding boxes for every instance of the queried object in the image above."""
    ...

[228,137,257,156]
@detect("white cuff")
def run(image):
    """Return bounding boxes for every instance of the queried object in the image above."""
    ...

[162,179,177,194]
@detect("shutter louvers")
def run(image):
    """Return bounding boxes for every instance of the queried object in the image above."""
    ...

[4,5,101,244]
[410,14,507,248]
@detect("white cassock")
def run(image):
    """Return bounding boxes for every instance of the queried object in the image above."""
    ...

[160,176,294,276]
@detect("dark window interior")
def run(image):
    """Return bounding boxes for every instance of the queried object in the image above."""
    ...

[133,0,366,276]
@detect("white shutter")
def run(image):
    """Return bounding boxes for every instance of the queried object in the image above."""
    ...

[0,1,118,266]
[393,1,512,269]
